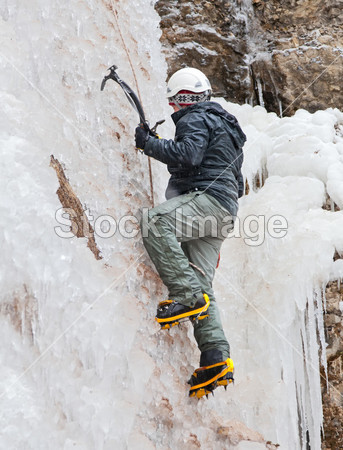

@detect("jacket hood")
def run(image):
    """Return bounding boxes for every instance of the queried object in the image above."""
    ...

[171,101,216,124]
[171,101,246,148]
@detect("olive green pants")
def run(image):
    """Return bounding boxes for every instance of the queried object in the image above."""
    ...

[141,191,233,360]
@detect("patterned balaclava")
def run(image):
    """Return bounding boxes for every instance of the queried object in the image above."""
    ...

[168,89,211,108]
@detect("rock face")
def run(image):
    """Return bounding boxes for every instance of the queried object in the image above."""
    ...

[252,0,343,115]
[155,0,343,116]
[322,279,343,450]
[155,0,253,103]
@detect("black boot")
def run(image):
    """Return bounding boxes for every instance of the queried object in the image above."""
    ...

[155,294,210,329]
[188,356,234,399]
[200,348,226,366]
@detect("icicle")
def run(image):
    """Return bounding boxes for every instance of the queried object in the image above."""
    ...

[258,169,263,188]
[278,99,283,118]
[256,78,265,108]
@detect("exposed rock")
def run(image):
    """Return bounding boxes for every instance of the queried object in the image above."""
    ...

[322,280,343,449]
[217,419,265,445]
[155,0,253,103]
[50,155,102,260]
[252,0,343,115]
[217,419,279,448]
[155,0,343,116]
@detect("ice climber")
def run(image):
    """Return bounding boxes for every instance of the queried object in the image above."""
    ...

[135,67,246,398]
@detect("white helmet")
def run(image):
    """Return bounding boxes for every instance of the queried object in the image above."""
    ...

[166,67,212,98]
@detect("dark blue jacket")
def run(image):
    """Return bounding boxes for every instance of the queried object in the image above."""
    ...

[144,101,246,216]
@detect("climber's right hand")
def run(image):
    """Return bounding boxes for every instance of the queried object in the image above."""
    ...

[135,125,150,150]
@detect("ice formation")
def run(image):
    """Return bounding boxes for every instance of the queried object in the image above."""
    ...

[1,1,343,449]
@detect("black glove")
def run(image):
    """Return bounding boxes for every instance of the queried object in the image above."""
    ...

[135,126,149,150]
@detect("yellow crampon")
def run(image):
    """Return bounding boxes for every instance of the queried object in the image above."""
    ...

[155,294,210,329]
[188,358,234,399]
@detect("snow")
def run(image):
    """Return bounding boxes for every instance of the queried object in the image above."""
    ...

[1,1,343,449]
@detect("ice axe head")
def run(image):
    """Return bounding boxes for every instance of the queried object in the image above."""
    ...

[100,65,119,91]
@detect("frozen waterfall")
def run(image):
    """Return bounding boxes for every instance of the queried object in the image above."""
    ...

[1,1,343,449]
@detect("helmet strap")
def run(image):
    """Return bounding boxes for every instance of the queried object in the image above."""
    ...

[173,98,183,109]
[169,96,183,110]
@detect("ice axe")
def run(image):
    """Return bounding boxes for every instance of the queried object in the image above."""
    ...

[100,65,165,135]
[101,64,160,208]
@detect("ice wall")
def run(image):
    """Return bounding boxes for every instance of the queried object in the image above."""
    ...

[1,1,343,449]
[214,101,343,449]
[0,1,173,448]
